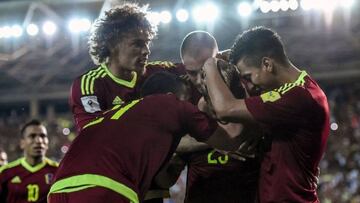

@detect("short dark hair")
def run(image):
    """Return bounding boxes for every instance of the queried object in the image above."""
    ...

[89,3,157,65]
[229,26,289,67]
[140,72,186,97]
[20,119,43,137]
[180,31,217,59]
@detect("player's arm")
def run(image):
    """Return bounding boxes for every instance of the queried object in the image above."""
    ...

[153,153,186,189]
[176,135,210,153]
[202,57,254,123]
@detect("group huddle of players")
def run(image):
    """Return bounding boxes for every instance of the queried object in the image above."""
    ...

[0,2,330,203]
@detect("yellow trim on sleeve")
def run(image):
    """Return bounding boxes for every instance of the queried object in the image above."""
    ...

[111,99,142,120]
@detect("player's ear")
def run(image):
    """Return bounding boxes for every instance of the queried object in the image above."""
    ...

[19,138,25,150]
[261,57,273,73]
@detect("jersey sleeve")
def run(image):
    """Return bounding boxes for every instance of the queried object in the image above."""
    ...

[69,75,105,132]
[179,100,218,142]
[245,87,314,128]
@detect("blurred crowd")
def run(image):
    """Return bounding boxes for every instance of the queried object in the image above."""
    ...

[0,83,359,202]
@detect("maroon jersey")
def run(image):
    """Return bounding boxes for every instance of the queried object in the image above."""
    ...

[181,88,260,203]
[182,149,259,203]
[0,158,58,203]
[51,94,217,202]
[69,61,186,131]
[245,71,330,202]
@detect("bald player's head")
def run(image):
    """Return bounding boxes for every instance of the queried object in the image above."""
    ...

[180,31,218,89]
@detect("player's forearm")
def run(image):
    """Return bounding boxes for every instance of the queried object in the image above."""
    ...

[176,135,210,153]
[206,124,244,151]
[203,58,238,120]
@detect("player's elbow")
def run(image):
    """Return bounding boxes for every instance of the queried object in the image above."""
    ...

[214,105,236,121]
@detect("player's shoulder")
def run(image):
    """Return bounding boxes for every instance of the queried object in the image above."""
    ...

[44,158,59,168]
[0,158,22,174]
[145,60,176,69]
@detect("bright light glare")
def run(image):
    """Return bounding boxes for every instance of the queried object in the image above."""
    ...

[26,24,39,36]
[237,2,253,17]
[11,25,23,37]
[270,0,281,12]
[300,0,313,10]
[330,123,338,131]
[340,0,355,8]
[147,12,161,26]
[68,18,91,33]
[160,11,172,24]
[260,1,271,13]
[2,26,12,38]
[193,3,219,22]
[280,0,290,11]
[42,21,57,35]
[176,9,189,22]
[289,0,299,10]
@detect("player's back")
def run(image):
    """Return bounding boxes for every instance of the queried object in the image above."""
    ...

[0,158,58,203]
[54,94,216,201]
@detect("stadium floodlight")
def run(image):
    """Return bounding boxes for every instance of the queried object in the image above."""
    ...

[289,0,299,10]
[1,26,12,38]
[147,11,161,26]
[280,0,290,11]
[42,21,57,36]
[237,2,253,17]
[68,18,91,33]
[260,1,271,13]
[26,24,39,36]
[176,9,189,22]
[193,2,219,23]
[159,11,172,24]
[270,0,281,12]
[10,25,23,38]
[300,0,313,10]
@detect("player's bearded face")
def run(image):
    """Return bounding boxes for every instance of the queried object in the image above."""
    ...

[20,125,49,158]
[114,30,151,74]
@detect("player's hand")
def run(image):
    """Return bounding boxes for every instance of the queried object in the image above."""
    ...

[216,49,231,61]
[215,149,247,161]
[197,97,217,119]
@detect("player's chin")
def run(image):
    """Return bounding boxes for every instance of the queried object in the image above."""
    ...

[134,63,145,73]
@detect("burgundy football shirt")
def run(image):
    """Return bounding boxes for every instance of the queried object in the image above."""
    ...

[69,62,186,131]
[0,158,58,203]
[245,71,330,203]
[54,94,217,201]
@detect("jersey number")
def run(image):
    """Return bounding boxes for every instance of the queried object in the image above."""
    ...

[27,184,39,202]
[207,150,228,164]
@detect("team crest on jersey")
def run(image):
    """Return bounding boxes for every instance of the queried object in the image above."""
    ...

[112,96,124,105]
[260,91,281,103]
[44,173,54,184]
[11,176,21,183]
[81,96,101,113]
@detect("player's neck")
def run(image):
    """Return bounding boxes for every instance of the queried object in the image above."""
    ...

[108,63,133,81]
[25,156,44,166]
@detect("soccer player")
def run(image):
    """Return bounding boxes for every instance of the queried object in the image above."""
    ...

[70,3,185,132]
[0,119,58,203]
[203,26,330,202]
[48,72,246,203]
[0,148,7,167]
[178,31,260,203]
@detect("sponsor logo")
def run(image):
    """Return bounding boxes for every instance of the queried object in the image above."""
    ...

[11,176,21,183]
